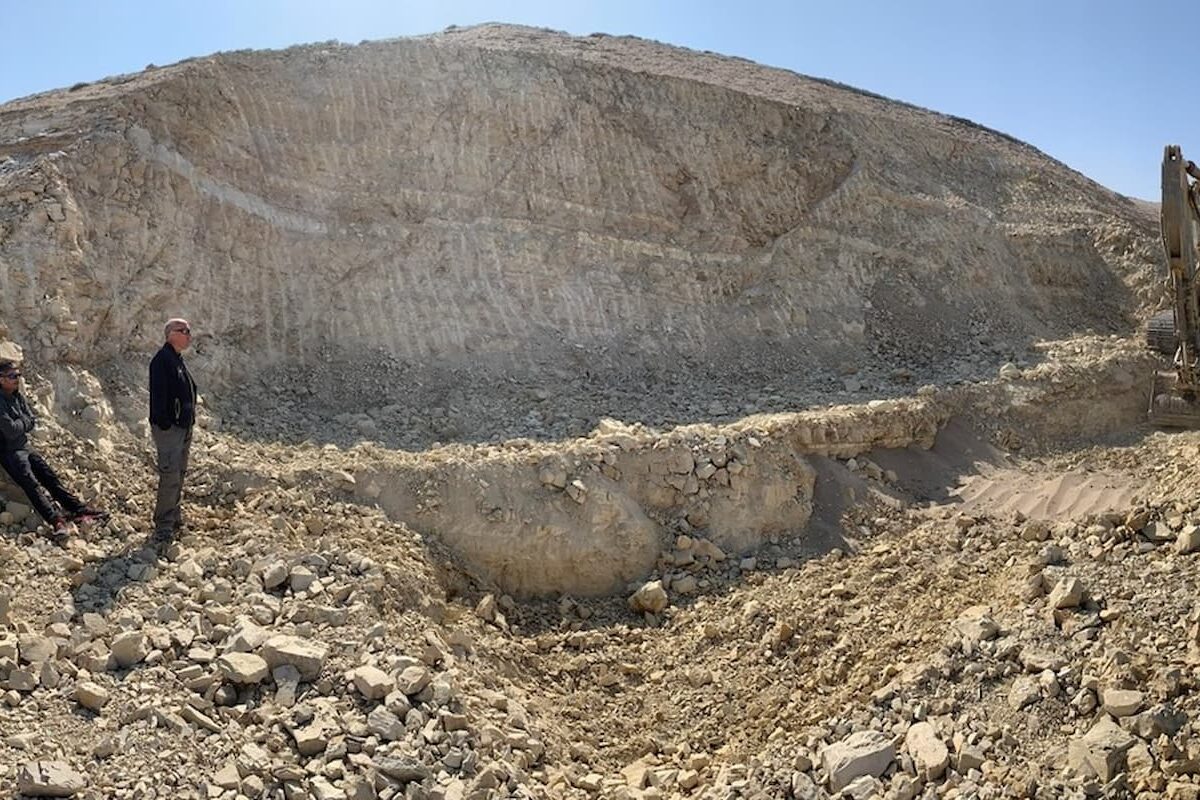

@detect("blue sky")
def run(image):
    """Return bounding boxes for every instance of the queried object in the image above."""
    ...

[0,0,1186,200]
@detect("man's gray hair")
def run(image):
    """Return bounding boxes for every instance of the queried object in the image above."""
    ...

[164,318,190,339]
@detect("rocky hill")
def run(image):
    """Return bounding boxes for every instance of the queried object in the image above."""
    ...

[0,24,1160,447]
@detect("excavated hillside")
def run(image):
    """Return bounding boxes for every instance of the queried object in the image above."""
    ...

[0,22,1195,800]
[0,24,1162,446]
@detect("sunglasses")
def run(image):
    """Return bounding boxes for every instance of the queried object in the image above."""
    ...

[171,328,192,335]
[0,372,20,379]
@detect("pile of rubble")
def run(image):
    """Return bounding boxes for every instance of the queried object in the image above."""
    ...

[0,405,1198,799]
[0,460,555,799]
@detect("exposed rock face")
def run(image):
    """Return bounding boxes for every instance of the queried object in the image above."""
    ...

[0,25,1156,439]
[362,408,841,596]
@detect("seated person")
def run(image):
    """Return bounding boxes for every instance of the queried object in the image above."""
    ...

[0,360,106,541]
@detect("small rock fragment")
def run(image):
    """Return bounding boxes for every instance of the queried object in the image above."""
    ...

[348,665,393,700]
[217,652,270,684]
[1068,716,1137,780]
[1048,577,1085,609]
[628,580,669,614]
[823,730,895,792]
[1009,675,1041,710]
[289,565,317,592]
[373,755,431,783]
[19,635,56,664]
[1177,526,1200,555]
[74,681,110,711]
[17,761,86,797]
[1102,688,1144,718]
[395,665,431,696]
[262,561,289,589]
[109,632,147,669]
[273,664,300,707]
[260,635,326,681]
[905,721,949,780]
[952,606,999,643]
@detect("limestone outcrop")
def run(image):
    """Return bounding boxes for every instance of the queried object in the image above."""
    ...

[0,25,1158,442]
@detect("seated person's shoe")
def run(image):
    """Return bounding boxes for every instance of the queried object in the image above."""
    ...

[49,516,72,544]
[71,506,110,525]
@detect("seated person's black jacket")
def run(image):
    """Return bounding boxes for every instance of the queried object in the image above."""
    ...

[0,390,35,452]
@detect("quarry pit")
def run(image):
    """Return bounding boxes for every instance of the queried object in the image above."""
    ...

[0,23,1194,800]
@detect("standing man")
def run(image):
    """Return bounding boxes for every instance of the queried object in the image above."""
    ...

[0,360,106,542]
[149,318,197,540]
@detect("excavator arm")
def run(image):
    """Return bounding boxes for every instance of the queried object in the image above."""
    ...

[1149,145,1200,426]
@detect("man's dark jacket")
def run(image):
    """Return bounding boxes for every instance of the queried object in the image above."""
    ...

[0,390,35,452]
[149,343,197,430]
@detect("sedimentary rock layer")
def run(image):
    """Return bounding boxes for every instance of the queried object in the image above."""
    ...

[0,25,1158,402]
